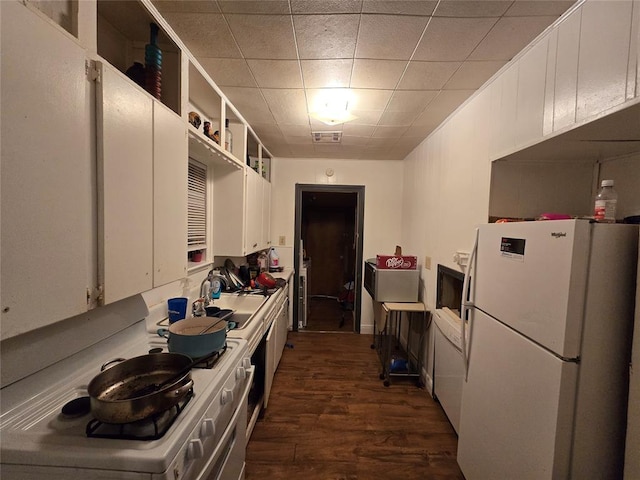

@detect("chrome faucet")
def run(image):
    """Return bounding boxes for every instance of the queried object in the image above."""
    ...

[199,269,226,306]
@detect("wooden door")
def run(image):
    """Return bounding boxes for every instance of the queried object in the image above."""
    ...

[305,208,354,297]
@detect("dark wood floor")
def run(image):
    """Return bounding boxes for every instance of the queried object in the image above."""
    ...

[245,331,464,480]
[304,296,354,332]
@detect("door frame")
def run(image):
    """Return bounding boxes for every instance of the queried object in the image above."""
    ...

[293,184,365,332]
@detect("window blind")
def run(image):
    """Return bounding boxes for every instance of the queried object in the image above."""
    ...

[187,159,207,248]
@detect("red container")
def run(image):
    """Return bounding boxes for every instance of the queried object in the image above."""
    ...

[376,255,418,270]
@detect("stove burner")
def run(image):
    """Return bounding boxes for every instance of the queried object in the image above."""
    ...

[61,396,91,418]
[86,389,193,440]
[194,344,227,369]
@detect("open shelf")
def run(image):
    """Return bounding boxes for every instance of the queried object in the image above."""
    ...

[97,0,181,115]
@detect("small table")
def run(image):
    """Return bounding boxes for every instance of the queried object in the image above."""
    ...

[376,302,427,387]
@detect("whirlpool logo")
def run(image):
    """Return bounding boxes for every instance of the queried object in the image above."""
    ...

[551,232,567,238]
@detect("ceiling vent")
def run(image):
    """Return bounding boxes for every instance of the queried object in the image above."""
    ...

[312,131,342,143]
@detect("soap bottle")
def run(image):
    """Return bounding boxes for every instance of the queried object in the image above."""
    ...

[210,275,222,300]
[594,179,618,223]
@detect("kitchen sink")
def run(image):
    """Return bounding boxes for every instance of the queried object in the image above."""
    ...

[228,312,254,330]
[213,293,267,313]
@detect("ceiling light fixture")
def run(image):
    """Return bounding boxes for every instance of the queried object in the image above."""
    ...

[310,89,357,126]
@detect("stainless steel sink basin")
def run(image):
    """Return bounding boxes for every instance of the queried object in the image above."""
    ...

[214,293,267,313]
[228,312,254,330]
[214,293,267,330]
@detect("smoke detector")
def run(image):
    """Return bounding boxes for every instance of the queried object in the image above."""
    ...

[312,131,342,143]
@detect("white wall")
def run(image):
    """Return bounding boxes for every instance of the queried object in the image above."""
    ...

[270,157,404,332]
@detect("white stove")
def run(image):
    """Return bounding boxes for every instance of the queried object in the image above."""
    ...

[0,320,252,480]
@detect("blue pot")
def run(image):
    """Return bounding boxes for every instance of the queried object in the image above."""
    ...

[157,317,235,359]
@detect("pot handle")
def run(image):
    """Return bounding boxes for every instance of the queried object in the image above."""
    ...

[157,328,170,338]
[227,321,237,331]
[164,380,194,399]
[100,358,126,371]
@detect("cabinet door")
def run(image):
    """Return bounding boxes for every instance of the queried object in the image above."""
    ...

[244,168,262,253]
[153,103,187,287]
[264,321,276,408]
[262,179,272,249]
[577,1,634,121]
[1,2,93,340]
[275,298,288,369]
[97,63,153,304]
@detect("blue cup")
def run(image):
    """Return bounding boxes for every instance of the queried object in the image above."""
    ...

[167,297,188,323]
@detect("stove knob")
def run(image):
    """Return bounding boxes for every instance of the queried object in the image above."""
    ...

[235,366,246,380]
[200,418,215,438]
[187,438,204,460]
[242,357,252,369]
[221,388,234,405]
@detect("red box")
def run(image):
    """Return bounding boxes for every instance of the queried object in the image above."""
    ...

[376,255,418,270]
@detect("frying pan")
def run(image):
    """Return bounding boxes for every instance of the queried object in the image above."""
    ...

[87,352,196,424]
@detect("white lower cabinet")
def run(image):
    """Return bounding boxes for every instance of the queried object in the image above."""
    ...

[1,1,94,340]
[97,62,186,305]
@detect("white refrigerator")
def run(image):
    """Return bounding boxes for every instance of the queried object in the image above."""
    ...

[457,220,638,480]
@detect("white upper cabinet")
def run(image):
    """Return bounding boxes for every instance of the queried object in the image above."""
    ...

[245,169,263,254]
[514,36,548,149]
[576,1,634,121]
[552,11,581,132]
[97,62,154,304]
[0,1,94,340]
[153,102,188,287]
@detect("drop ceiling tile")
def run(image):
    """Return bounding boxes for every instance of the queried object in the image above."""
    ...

[217,0,291,14]
[404,123,438,138]
[268,143,294,156]
[301,59,353,88]
[351,59,407,89]
[291,0,362,14]
[285,134,314,145]
[220,86,276,124]
[251,123,284,138]
[153,1,220,13]
[444,60,507,89]
[355,14,430,60]
[226,14,297,59]
[469,16,559,61]
[262,88,309,124]
[161,13,240,58]
[434,0,512,17]
[398,61,461,90]
[341,124,376,137]
[362,0,437,15]
[505,1,577,17]
[247,59,303,88]
[341,136,373,146]
[293,14,359,59]
[350,89,394,110]
[414,17,499,61]
[199,58,257,87]
[289,144,318,156]
[379,110,420,126]
[412,89,475,127]
[373,125,410,138]
[386,90,439,113]
[349,109,384,125]
[283,124,312,137]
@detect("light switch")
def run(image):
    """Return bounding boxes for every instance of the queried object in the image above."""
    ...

[424,256,431,270]
[278,235,286,246]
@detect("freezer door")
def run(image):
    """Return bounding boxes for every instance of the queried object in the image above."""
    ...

[457,309,578,480]
[474,219,590,358]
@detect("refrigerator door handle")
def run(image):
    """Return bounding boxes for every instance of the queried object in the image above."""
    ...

[461,227,479,380]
